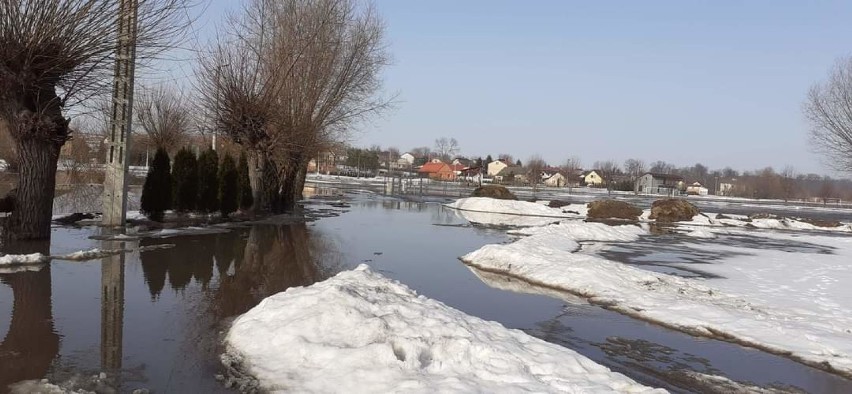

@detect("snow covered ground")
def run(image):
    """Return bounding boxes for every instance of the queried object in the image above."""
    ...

[461,220,852,379]
[224,265,663,393]
[0,253,49,273]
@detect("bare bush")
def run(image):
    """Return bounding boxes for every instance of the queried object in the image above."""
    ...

[135,84,191,154]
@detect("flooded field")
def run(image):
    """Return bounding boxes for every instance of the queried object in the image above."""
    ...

[1,191,851,393]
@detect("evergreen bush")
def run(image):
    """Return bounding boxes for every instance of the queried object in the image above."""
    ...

[172,147,199,212]
[238,151,254,211]
[197,148,220,213]
[218,153,239,218]
[140,147,172,221]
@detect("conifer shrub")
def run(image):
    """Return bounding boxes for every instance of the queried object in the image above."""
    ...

[238,151,254,211]
[172,147,199,212]
[197,148,220,213]
[140,148,172,221]
[219,153,239,218]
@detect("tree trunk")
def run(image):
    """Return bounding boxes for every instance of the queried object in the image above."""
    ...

[5,138,61,240]
[0,263,60,388]
[248,151,282,213]
[280,155,308,212]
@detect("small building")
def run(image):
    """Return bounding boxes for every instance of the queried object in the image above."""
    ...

[718,178,737,196]
[399,152,416,166]
[494,166,526,184]
[452,157,472,167]
[686,182,709,196]
[487,159,509,176]
[418,162,454,180]
[543,173,566,187]
[635,172,684,195]
[582,170,604,187]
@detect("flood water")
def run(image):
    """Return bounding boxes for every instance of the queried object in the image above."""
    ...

[1,190,851,393]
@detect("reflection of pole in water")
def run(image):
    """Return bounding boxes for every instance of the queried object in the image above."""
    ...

[101,239,125,371]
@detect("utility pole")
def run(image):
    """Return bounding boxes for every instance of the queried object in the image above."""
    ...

[103,0,139,227]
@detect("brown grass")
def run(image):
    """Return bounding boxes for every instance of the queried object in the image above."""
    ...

[650,199,700,223]
[587,200,642,220]
[471,185,517,200]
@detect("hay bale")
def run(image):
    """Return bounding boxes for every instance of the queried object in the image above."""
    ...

[471,185,516,200]
[548,200,571,208]
[587,200,642,221]
[650,199,699,223]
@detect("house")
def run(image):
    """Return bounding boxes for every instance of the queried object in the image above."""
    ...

[487,159,509,176]
[494,166,526,184]
[399,152,416,166]
[429,158,443,164]
[718,178,737,196]
[582,170,604,187]
[418,162,454,180]
[543,173,566,187]
[686,182,709,196]
[635,172,685,195]
[452,157,472,167]
[449,163,467,175]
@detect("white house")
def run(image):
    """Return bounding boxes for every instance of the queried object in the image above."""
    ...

[399,153,415,166]
[583,170,604,187]
[686,182,709,196]
[487,160,509,176]
[543,173,566,187]
[635,173,684,195]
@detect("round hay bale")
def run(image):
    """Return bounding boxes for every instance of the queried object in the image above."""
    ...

[587,199,642,221]
[471,185,517,200]
[650,199,700,223]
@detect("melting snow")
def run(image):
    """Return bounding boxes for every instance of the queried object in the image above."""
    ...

[462,221,852,379]
[224,265,663,393]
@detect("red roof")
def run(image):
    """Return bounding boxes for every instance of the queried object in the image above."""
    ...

[418,162,450,174]
[449,163,466,172]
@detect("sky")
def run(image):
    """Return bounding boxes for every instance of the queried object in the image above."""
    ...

[164,1,852,175]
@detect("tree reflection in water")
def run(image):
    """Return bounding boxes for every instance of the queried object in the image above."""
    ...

[138,222,342,319]
[0,241,60,389]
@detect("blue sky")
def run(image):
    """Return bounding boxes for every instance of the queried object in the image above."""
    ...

[174,1,852,175]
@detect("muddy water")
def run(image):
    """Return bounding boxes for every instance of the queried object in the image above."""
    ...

[0,193,850,393]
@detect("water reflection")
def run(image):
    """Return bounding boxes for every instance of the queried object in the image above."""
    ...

[0,269,60,389]
[100,239,125,372]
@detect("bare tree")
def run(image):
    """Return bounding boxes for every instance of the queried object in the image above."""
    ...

[781,165,797,202]
[0,0,191,240]
[560,156,582,188]
[0,119,16,171]
[649,160,676,174]
[434,137,459,162]
[498,153,514,164]
[197,0,390,212]
[526,155,546,193]
[135,84,191,154]
[623,158,645,180]
[805,57,852,172]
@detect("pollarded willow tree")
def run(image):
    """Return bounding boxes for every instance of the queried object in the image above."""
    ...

[197,0,390,213]
[0,0,190,240]
[135,84,191,155]
[805,57,852,173]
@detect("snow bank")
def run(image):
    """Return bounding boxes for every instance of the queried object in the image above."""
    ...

[446,197,577,218]
[453,209,562,227]
[224,265,663,393]
[0,253,49,266]
[462,221,852,379]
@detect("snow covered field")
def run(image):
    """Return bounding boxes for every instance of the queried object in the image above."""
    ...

[224,265,663,393]
[459,212,852,379]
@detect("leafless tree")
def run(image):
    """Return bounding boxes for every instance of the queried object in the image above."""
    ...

[623,158,645,180]
[781,165,797,202]
[805,57,852,173]
[649,160,676,174]
[434,137,459,162]
[0,0,191,240]
[135,84,191,154]
[560,156,582,188]
[526,155,546,192]
[498,153,514,163]
[198,0,390,212]
[593,160,621,180]
[0,119,16,171]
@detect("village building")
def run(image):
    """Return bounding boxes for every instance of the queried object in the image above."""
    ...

[418,162,455,180]
[487,159,509,176]
[635,172,685,195]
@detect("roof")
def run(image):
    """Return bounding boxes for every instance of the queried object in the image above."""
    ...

[496,166,525,177]
[449,163,466,172]
[643,172,684,181]
[418,162,450,173]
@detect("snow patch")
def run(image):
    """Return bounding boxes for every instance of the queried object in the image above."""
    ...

[446,197,577,218]
[224,265,663,393]
[462,220,852,379]
[0,253,49,266]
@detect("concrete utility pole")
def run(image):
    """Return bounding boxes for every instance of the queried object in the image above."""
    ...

[103,0,139,226]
